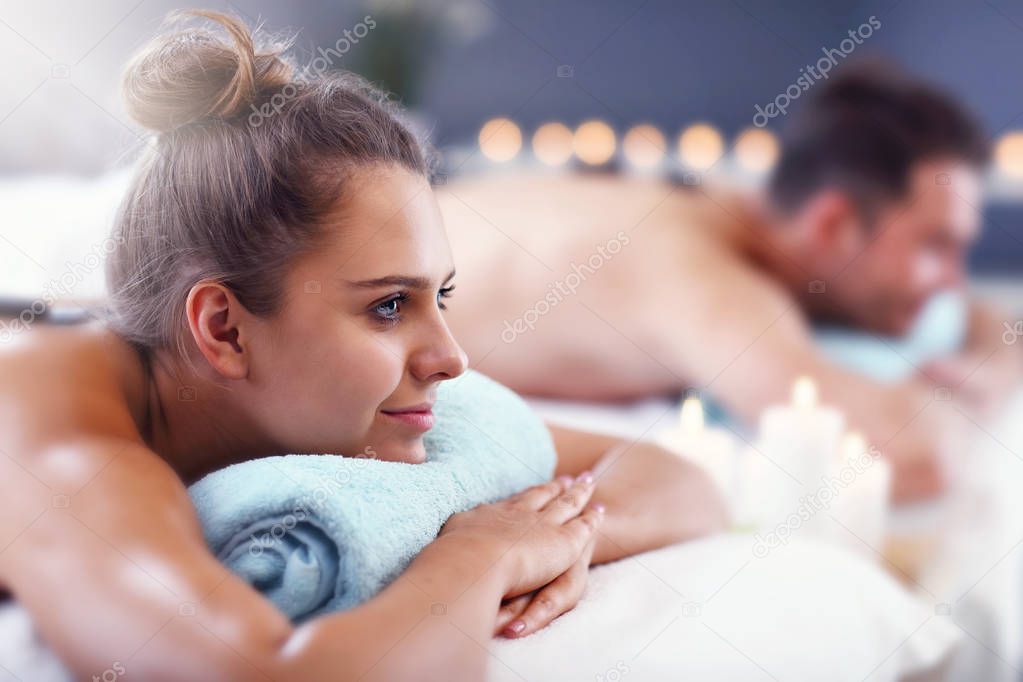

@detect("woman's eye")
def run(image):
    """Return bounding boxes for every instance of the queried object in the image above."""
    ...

[373,295,405,321]
[437,285,455,310]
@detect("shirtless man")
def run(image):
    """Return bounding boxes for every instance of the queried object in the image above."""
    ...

[439,65,1021,502]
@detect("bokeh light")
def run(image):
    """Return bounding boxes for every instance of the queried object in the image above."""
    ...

[573,120,617,166]
[532,122,574,166]
[995,131,1023,179]
[478,117,522,162]
[677,123,724,170]
[622,124,667,169]
[734,127,780,173]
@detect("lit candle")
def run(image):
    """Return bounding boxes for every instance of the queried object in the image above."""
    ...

[731,444,776,529]
[830,431,892,558]
[758,376,845,491]
[659,396,738,503]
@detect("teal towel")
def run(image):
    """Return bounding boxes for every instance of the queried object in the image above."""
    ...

[187,370,556,622]
[813,290,967,382]
[700,291,968,429]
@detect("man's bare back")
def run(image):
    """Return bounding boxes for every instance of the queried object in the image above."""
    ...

[438,172,788,403]
[435,171,810,411]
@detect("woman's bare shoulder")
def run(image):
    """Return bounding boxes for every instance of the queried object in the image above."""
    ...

[0,323,196,585]
[0,321,157,485]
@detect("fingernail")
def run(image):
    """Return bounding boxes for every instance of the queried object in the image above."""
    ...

[505,620,526,635]
[556,475,573,486]
[575,471,593,485]
[594,503,606,513]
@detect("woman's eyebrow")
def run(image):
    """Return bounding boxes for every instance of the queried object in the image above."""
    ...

[343,270,456,290]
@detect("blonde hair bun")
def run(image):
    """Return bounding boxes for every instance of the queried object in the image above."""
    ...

[122,10,293,133]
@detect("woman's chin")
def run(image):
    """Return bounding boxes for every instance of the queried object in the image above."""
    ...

[376,439,428,464]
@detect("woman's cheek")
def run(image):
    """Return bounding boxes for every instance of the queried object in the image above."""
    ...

[338,335,406,404]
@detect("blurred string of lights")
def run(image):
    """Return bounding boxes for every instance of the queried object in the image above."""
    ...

[472,116,1023,196]
[474,117,781,185]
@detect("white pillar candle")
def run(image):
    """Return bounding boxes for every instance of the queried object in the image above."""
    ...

[659,396,738,503]
[757,376,845,506]
[830,431,892,559]
[731,444,785,529]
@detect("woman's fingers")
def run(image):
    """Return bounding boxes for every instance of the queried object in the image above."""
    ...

[540,471,597,524]
[560,504,605,550]
[508,475,574,511]
[501,538,596,638]
[493,592,533,636]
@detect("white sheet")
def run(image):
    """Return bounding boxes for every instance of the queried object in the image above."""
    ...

[0,536,959,682]
[488,535,960,682]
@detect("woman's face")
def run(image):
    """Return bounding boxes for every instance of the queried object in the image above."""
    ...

[247,164,468,463]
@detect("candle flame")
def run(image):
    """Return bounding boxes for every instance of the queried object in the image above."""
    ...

[680,396,704,433]
[792,375,817,409]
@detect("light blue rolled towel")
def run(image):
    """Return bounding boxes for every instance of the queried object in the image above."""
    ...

[813,290,967,382]
[187,370,556,622]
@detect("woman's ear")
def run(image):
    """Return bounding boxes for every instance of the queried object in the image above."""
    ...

[184,281,252,380]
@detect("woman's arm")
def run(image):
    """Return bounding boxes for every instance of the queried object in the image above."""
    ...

[1,436,601,681]
[549,424,729,565]
[0,437,505,681]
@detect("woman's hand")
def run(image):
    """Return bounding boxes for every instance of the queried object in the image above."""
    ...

[549,425,730,564]
[493,513,598,638]
[438,471,605,600]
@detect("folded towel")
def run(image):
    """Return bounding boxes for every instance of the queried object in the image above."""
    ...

[813,289,967,382]
[187,370,556,622]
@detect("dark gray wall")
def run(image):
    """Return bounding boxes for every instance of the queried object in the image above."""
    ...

[1,0,1019,272]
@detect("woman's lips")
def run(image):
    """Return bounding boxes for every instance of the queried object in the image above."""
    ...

[380,407,435,432]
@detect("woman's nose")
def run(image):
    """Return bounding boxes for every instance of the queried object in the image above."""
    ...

[410,316,468,383]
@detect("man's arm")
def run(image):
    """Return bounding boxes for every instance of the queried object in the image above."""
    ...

[965,298,1017,353]
[922,298,1023,413]
[549,425,728,565]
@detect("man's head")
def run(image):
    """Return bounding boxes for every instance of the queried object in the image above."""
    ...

[766,61,989,334]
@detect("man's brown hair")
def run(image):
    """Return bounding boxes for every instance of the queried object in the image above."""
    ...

[767,59,990,222]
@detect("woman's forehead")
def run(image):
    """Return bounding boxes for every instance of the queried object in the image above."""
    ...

[316,171,453,284]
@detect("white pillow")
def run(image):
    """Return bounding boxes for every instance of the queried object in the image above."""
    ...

[487,534,960,682]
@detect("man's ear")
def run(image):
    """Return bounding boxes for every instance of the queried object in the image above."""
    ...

[184,281,252,380]
[801,189,865,258]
